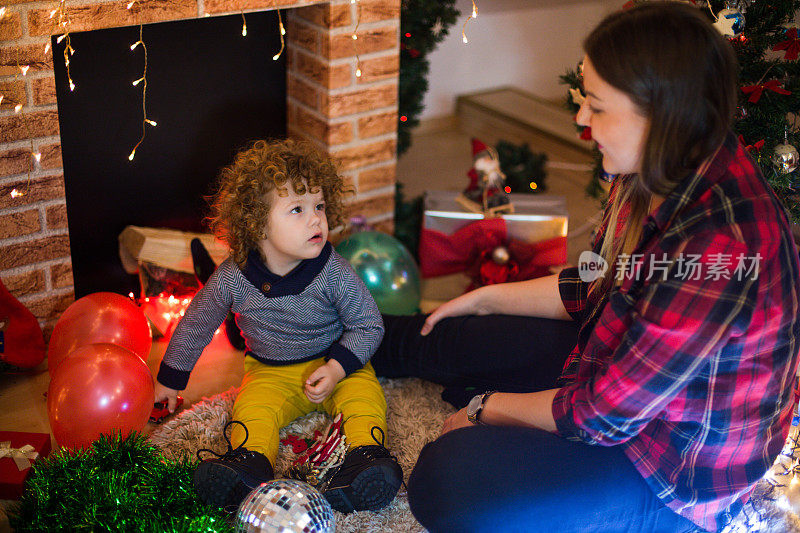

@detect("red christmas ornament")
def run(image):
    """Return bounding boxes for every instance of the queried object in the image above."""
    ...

[773,28,800,61]
[741,79,791,104]
[475,247,520,286]
[738,135,764,153]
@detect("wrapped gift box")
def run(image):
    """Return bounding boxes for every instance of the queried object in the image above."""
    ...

[0,431,52,500]
[420,191,568,301]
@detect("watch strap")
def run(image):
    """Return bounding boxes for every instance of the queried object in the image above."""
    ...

[470,390,497,425]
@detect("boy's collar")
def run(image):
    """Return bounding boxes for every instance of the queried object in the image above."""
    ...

[241,242,332,297]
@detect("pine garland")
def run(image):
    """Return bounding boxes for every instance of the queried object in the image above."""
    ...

[10,432,231,532]
[394,182,423,261]
[495,140,548,194]
[398,1,459,155]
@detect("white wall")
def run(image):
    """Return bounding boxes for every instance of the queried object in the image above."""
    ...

[420,0,620,120]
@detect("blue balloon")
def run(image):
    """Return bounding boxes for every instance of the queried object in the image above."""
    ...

[336,231,421,315]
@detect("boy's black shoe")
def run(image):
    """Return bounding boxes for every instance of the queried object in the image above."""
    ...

[193,421,273,513]
[322,428,403,513]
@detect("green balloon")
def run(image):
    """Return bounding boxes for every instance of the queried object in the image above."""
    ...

[336,231,421,315]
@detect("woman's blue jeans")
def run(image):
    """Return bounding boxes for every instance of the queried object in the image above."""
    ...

[372,314,699,533]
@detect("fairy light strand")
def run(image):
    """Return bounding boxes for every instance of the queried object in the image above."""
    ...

[462,1,477,44]
[241,11,247,37]
[128,24,156,161]
[273,9,285,60]
[49,0,75,90]
[6,51,39,199]
[352,0,361,77]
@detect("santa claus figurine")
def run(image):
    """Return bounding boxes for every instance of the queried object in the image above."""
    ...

[456,138,514,216]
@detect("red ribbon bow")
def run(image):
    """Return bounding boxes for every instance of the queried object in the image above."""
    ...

[738,135,764,153]
[741,79,792,103]
[773,28,800,61]
[418,217,567,290]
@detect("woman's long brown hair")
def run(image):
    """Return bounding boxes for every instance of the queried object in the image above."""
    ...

[584,2,739,295]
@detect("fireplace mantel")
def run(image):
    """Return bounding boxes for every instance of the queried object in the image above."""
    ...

[0,0,399,332]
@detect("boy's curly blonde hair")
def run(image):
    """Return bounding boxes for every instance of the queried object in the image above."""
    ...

[208,138,349,267]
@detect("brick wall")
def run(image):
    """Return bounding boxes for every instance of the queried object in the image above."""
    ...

[0,0,399,334]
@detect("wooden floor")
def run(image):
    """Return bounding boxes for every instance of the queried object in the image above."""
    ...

[0,111,600,520]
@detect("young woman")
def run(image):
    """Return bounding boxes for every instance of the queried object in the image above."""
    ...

[373,3,800,531]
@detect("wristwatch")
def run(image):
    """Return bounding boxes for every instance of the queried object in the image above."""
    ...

[466,390,497,425]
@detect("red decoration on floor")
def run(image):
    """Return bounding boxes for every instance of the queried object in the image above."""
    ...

[0,278,45,370]
[0,431,51,500]
[149,396,184,424]
[47,343,154,449]
[46,292,152,376]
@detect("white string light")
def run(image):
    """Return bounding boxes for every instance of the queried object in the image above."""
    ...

[352,0,361,77]
[462,1,477,44]
[128,24,155,161]
[49,0,75,91]
[272,9,286,60]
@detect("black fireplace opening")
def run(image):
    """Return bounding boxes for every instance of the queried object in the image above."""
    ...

[53,11,286,298]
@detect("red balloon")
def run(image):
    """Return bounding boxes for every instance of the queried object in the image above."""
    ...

[47,343,155,450]
[47,292,152,376]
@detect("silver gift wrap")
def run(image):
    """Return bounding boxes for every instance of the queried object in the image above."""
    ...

[423,190,568,242]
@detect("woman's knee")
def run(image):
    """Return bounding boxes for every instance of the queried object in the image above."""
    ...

[408,439,450,531]
[408,429,484,532]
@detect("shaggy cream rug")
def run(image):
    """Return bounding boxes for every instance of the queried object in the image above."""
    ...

[148,378,453,532]
[148,379,800,533]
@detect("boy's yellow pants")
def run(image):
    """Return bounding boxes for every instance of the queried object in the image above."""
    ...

[231,356,388,466]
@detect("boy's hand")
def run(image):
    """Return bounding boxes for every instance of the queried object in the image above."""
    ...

[154,382,180,413]
[305,360,345,403]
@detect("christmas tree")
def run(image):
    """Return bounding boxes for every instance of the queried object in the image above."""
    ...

[398,1,459,155]
[562,0,800,222]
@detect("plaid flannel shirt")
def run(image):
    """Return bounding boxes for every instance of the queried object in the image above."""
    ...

[552,133,800,531]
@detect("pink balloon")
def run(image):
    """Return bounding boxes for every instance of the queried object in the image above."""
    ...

[47,343,155,450]
[47,292,152,376]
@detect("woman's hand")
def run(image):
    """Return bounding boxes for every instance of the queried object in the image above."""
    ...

[305,360,346,403]
[153,382,180,413]
[420,287,493,336]
[441,407,472,435]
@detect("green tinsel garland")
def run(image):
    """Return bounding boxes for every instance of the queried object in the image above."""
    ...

[10,432,232,532]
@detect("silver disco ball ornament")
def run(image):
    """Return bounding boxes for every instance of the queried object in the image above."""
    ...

[235,479,335,533]
[772,143,800,174]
